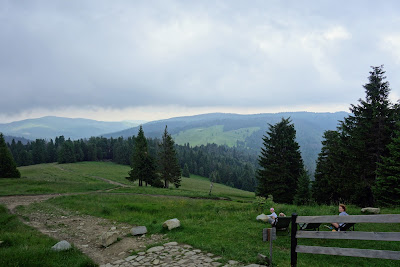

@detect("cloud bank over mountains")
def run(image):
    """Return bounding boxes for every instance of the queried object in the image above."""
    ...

[1,1,400,122]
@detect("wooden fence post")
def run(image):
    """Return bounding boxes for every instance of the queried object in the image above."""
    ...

[291,213,298,267]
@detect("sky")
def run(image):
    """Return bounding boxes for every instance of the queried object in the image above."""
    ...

[1,0,400,123]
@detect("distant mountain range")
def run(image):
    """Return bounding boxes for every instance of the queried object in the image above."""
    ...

[1,112,349,174]
[0,116,145,141]
[104,112,348,174]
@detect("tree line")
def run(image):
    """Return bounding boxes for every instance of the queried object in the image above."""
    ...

[256,66,400,207]
[3,126,258,191]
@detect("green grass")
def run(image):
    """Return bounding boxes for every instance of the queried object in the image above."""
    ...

[0,163,117,196]
[173,125,260,147]
[114,174,255,202]
[2,162,254,201]
[3,162,400,266]
[40,194,400,267]
[0,205,95,267]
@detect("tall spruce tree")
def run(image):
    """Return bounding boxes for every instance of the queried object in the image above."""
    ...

[312,130,348,204]
[158,126,182,188]
[128,126,157,186]
[374,126,400,206]
[294,169,311,205]
[0,133,21,178]
[256,118,304,204]
[339,65,396,206]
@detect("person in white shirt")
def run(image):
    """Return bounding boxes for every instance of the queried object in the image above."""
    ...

[267,207,277,224]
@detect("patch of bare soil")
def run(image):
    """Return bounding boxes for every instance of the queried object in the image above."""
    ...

[0,195,167,265]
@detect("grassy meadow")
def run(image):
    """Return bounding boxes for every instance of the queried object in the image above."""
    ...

[1,162,400,266]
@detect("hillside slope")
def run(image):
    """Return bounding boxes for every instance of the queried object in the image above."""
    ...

[106,112,348,173]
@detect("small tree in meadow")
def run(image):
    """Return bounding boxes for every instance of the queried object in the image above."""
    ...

[0,133,21,178]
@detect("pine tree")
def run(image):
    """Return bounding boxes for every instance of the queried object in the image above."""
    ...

[256,118,304,204]
[374,126,400,206]
[0,133,21,178]
[128,126,158,186]
[158,126,182,188]
[339,65,396,206]
[294,169,311,205]
[312,130,347,204]
[182,163,190,178]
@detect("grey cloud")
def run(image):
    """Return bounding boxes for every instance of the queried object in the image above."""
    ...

[1,0,400,115]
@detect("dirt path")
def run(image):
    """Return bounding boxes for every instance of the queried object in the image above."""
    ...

[0,177,262,266]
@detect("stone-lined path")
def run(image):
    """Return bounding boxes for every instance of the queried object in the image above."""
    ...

[101,241,266,267]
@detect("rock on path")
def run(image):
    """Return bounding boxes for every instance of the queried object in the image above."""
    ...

[101,241,267,267]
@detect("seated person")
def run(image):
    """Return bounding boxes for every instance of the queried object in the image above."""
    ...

[331,204,348,230]
[267,207,277,224]
[279,212,286,217]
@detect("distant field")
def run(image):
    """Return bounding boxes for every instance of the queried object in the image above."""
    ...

[0,163,117,195]
[0,162,254,201]
[173,125,260,147]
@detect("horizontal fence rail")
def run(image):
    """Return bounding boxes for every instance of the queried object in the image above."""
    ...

[296,245,400,260]
[296,231,400,241]
[291,213,400,267]
[296,214,400,224]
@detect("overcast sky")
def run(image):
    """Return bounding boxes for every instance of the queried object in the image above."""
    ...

[1,0,400,123]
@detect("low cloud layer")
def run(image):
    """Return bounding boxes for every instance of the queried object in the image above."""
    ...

[1,1,400,121]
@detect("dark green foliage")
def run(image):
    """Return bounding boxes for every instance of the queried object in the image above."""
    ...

[57,138,76,164]
[256,118,304,203]
[314,66,398,206]
[312,130,345,204]
[128,126,158,187]
[158,126,182,188]
[0,133,21,178]
[374,126,400,206]
[294,169,311,205]
[182,163,190,178]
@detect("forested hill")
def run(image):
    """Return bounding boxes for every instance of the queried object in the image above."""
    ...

[0,116,143,140]
[105,112,348,174]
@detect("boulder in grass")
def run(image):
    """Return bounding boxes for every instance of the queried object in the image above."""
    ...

[256,214,269,222]
[51,240,71,251]
[162,218,180,230]
[100,231,119,247]
[361,207,381,214]
[131,226,147,236]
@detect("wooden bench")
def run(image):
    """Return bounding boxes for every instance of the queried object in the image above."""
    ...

[272,216,291,235]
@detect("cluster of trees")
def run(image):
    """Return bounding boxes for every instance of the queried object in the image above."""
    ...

[256,66,400,207]
[312,66,400,207]
[128,126,181,188]
[175,143,257,191]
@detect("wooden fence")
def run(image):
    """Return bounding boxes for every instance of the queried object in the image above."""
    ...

[290,213,400,266]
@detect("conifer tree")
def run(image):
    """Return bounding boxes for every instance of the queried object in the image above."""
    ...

[339,65,396,206]
[312,130,347,204]
[128,126,157,186]
[158,126,182,188]
[374,126,400,206]
[182,163,190,178]
[0,133,21,178]
[256,118,304,203]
